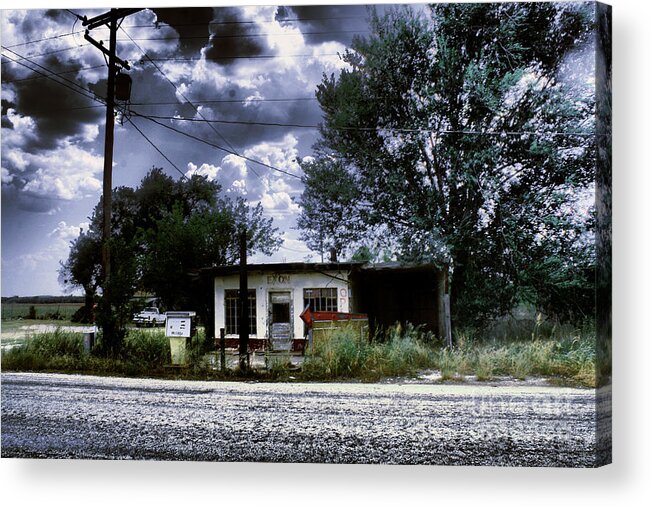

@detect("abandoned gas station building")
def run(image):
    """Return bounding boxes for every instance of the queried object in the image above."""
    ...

[206,262,448,352]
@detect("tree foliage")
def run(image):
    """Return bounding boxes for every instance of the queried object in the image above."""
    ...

[60,168,281,353]
[296,157,366,261]
[301,3,597,327]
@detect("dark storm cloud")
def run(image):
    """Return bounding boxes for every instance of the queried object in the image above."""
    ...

[44,10,71,23]
[2,185,59,214]
[276,4,371,45]
[203,7,276,69]
[151,7,214,57]
[3,61,103,151]
[169,79,323,153]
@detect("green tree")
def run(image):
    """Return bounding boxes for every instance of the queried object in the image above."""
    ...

[304,3,596,327]
[60,168,281,354]
[59,230,101,322]
[296,156,366,261]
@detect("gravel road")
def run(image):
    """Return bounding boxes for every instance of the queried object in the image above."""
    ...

[1,372,610,466]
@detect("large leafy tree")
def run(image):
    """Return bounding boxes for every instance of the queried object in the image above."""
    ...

[302,3,597,327]
[296,157,366,261]
[60,168,281,354]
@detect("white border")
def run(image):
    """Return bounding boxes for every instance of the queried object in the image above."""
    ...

[2,1,649,506]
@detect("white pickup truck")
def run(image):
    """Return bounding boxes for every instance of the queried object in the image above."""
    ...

[133,307,167,327]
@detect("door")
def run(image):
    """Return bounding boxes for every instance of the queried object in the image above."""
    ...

[269,292,292,351]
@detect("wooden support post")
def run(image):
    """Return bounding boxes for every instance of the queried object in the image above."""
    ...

[220,327,226,373]
[238,229,249,371]
[438,268,452,348]
[100,12,116,288]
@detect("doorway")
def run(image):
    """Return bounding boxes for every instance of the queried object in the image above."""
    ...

[269,292,292,351]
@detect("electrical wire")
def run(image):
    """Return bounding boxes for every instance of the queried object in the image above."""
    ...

[119,27,240,157]
[140,115,302,180]
[118,25,271,184]
[1,46,99,101]
[0,45,85,64]
[3,64,105,84]
[0,50,101,106]
[125,116,187,180]
[129,97,317,106]
[3,30,85,49]
[145,53,341,62]
[113,30,368,43]
[131,112,595,137]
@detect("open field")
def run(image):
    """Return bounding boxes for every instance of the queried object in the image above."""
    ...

[1,303,82,320]
[0,320,92,350]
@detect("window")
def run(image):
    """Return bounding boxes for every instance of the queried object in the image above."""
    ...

[224,290,257,335]
[303,288,338,313]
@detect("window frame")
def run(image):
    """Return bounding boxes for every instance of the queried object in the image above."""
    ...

[303,287,338,313]
[224,289,257,336]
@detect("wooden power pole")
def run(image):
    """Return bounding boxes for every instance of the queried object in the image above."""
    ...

[82,9,140,342]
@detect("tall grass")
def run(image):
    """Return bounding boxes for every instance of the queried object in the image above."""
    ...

[428,327,598,386]
[302,322,598,387]
[2,328,173,376]
[2,320,600,387]
[302,324,434,381]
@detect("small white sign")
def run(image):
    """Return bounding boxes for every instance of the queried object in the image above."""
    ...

[166,317,191,337]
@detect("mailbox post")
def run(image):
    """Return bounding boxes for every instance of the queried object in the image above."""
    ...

[165,311,196,366]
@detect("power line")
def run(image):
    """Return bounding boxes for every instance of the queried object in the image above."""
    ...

[118,25,264,185]
[1,46,98,100]
[112,29,368,43]
[133,112,595,137]
[119,27,238,153]
[1,28,366,51]
[146,53,341,62]
[3,64,105,84]
[0,51,594,140]
[139,114,302,180]
[0,49,101,105]
[0,97,316,117]
[0,45,85,64]
[3,30,85,49]
[129,97,317,106]
[125,116,187,179]
[123,15,370,30]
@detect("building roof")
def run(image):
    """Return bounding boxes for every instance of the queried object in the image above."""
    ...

[200,261,367,278]
[196,261,445,280]
[359,261,445,272]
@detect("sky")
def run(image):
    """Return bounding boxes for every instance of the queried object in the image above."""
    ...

[1,2,400,297]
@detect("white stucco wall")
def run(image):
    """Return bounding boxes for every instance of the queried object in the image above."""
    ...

[214,269,351,341]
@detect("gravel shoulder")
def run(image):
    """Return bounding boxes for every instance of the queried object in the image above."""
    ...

[1,372,611,466]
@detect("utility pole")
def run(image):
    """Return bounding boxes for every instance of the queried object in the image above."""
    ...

[239,228,250,371]
[82,8,140,345]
